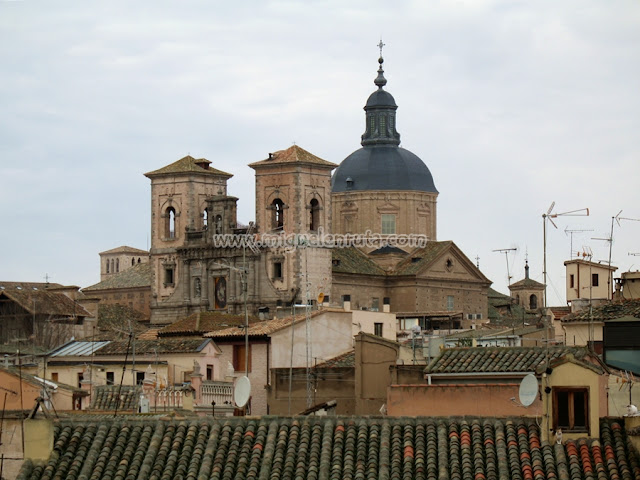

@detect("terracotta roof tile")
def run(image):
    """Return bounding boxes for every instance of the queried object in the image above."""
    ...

[313,350,355,368]
[18,417,639,480]
[145,155,233,177]
[158,311,259,337]
[248,145,337,169]
[83,262,152,291]
[563,299,640,323]
[0,286,90,317]
[90,385,141,410]
[95,338,212,355]
[425,346,600,374]
[99,245,148,255]
[331,247,386,275]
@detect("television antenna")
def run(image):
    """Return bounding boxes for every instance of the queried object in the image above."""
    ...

[564,227,593,259]
[593,211,640,299]
[542,202,589,308]
[492,247,517,285]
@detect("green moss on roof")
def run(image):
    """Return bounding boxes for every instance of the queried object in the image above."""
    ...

[394,241,452,275]
[145,155,233,177]
[331,247,386,275]
[159,311,259,337]
[563,299,640,323]
[83,262,152,291]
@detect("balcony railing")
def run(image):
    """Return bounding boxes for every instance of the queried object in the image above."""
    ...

[200,380,234,407]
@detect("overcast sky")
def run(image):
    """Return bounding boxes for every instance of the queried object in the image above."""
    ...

[2,1,639,306]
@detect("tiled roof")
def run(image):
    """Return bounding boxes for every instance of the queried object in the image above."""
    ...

[18,417,640,480]
[89,385,141,410]
[159,311,259,337]
[145,155,233,177]
[96,303,149,334]
[509,277,545,290]
[95,338,212,355]
[394,241,453,275]
[205,309,336,339]
[425,346,598,374]
[83,262,152,291]
[314,350,355,368]
[0,286,90,317]
[332,247,386,275]
[99,245,148,255]
[50,341,112,357]
[563,299,640,323]
[248,145,337,168]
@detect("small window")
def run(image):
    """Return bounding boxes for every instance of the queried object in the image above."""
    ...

[371,298,380,312]
[137,257,141,263]
[116,259,119,273]
[164,267,174,286]
[77,372,84,388]
[569,274,575,288]
[106,260,110,273]
[203,209,208,229]
[165,206,176,239]
[309,198,320,231]
[233,344,252,373]
[136,371,145,385]
[106,371,114,385]
[374,322,383,337]
[476,313,483,320]
[131,258,135,266]
[592,273,599,287]
[51,372,59,382]
[529,294,538,310]
[447,295,454,311]
[273,262,283,279]
[272,199,285,231]
[206,365,214,381]
[381,214,396,235]
[553,387,589,433]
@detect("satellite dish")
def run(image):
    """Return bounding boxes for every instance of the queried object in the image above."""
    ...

[234,375,251,408]
[518,374,538,407]
[317,292,325,304]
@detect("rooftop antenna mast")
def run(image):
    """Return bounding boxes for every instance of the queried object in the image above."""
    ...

[564,227,594,259]
[492,247,517,285]
[542,202,589,308]
[593,211,640,300]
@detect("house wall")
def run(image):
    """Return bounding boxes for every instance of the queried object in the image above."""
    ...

[267,367,355,415]
[541,361,607,442]
[355,333,399,415]
[565,261,615,302]
[215,341,270,415]
[270,311,353,369]
[100,251,149,281]
[562,322,603,346]
[84,287,151,319]
[608,373,640,417]
[387,383,541,417]
[351,310,396,341]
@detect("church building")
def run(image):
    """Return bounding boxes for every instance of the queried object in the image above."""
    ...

[144,53,492,327]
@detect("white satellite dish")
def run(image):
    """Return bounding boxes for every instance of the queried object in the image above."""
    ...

[518,374,538,407]
[234,375,251,408]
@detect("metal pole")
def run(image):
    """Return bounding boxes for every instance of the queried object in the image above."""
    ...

[543,214,547,309]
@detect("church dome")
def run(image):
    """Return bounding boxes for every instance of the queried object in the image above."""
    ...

[331,55,438,194]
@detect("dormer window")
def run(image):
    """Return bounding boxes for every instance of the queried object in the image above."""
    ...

[346,177,354,190]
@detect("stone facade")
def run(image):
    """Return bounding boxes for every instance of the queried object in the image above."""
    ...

[99,246,148,281]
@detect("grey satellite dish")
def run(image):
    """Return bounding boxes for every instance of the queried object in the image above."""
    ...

[518,373,538,407]
[234,375,251,408]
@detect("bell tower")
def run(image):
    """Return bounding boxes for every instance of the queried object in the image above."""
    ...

[249,145,337,304]
[145,155,233,324]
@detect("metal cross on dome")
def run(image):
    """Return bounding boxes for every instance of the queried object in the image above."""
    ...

[378,39,385,56]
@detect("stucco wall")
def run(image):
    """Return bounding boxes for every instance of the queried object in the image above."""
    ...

[387,383,541,417]
[562,322,603,346]
[270,311,353,369]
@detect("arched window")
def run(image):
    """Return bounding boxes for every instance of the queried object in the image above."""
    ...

[111,259,115,273]
[116,259,119,273]
[203,209,208,230]
[106,260,110,273]
[165,206,176,239]
[215,215,222,234]
[529,294,538,310]
[138,257,141,263]
[131,258,135,266]
[516,294,520,305]
[309,199,320,231]
[272,199,284,231]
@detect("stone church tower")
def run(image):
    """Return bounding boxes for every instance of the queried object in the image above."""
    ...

[331,56,438,239]
[249,145,337,306]
[144,156,234,323]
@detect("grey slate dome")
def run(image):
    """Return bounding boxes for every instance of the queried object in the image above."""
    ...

[332,56,438,194]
